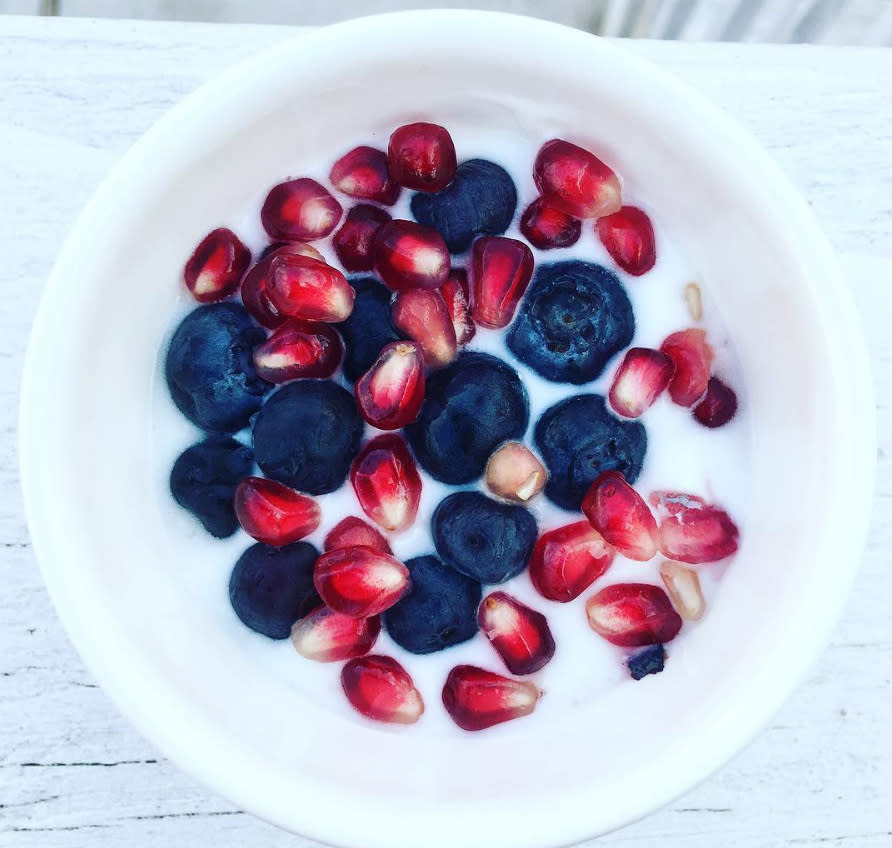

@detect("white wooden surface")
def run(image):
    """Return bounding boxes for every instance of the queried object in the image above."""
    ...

[1,15,891,848]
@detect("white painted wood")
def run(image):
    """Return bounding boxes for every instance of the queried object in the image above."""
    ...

[1,15,891,848]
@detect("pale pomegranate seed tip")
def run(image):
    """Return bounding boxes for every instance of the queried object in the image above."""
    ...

[485,442,547,503]
[659,561,705,620]
[608,347,675,418]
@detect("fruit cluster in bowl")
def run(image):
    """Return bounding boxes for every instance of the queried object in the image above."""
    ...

[165,122,741,732]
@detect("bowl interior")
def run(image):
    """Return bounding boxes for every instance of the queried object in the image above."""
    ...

[21,12,873,848]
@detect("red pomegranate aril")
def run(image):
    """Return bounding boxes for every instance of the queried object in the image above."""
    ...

[253,320,343,382]
[374,219,450,291]
[392,289,458,368]
[597,206,656,276]
[233,476,320,546]
[184,227,251,303]
[660,329,715,407]
[533,139,622,219]
[442,665,541,732]
[529,521,615,603]
[650,491,740,564]
[582,471,659,561]
[266,254,355,322]
[519,198,582,250]
[332,204,391,272]
[440,269,475,345]
[324,516,392,555]
[470,236,535,329]
[341,655,424,724]
[355,342,425,430]
[478,592,556,675]
[388,122,457,192]
[608,347,675,418]
[693,377,739,428]
[314,546,410,618]
[350,435,422,533]
[586,583,682,647]
[330,146,401,205]
[242,243,326,329]
[291,606,380,663]
[261,177,342,242]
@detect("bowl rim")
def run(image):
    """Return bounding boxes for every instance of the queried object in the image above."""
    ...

[20,9,876,848]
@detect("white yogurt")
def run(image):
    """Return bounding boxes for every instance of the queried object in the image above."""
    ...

[152,127,751,736]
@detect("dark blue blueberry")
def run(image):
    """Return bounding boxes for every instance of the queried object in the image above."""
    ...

[252,380,363,495]
[432,491,538,584]
[383,555,482,654]
[535,394,646,511]
[507,261,634,384]
[336,277,402,381]
[229,541,320,639]
[627,644,666,680]
[169,435,253,538]
[165,302,271,432]
[405,352,528,484]
[410,159,517,254]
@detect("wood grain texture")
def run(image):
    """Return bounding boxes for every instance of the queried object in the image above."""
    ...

[0,15,890,848]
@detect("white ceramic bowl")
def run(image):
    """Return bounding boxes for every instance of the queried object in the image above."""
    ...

[21,11,874,848]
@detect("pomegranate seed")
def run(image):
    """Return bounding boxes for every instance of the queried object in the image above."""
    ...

[693,377,738,428]
[470,236,535,329]
[314,546,410,618]
[519,198,581,250]
[341,655,424,724]
[332,204,391,272]
[585,583,682,647]
[374,219,450,291]
[387,122,457,192]
[442,665,541,732]
[329,146,400,205]
[533,139,622,219]
[233,476,321,546]
[485,441,547,503]
[529,521,615,603]
[241,243,324,329]
[392,289,458,368]
[608,347,675,418]
[261,177,342,242]
[596,206,656,276]
[659,561,705,621]
[660,329,714,407]
[324,516,392,555]
[184,228,251,303]
[582,471,658,561]
[650,491,740,564]
[253,320,343,382]
[355,341,425,430]
[291,606,380,662]
[350,435,422,532]
[478,592,555,675]
[684,281,702,321]
[266,253,355,322]
[441,269,475,345]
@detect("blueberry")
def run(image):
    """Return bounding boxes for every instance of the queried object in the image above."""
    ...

[627,644,665,680]
[336,277,402,381]
[383,555,482,654]
[229,541,320,639]
[165,303,271,432]
[169,435,253,538]
[535,394,646,510]
[507,261,634,384]
[432,491,537,584]
[405,352,528,484]
[253,380,363,494]
[410,159,517,254]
